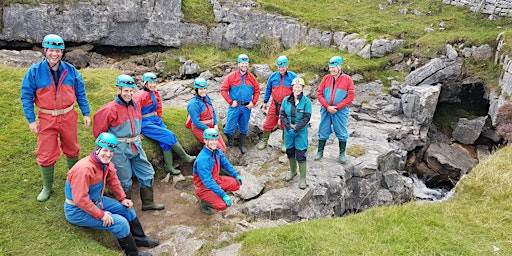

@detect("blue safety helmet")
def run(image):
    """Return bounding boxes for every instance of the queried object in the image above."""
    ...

[194,77,208,89]
[237,54,250,63]
[42,34,65,49]
[328,56,343,67]
[203,128,219,139]
[142,72,158,83]
[95,132,118,151]
[116,74,136,88]
[276,55,288,67]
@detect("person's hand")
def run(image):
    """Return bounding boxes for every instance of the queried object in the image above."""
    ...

[235,174,243,185]
[139,134,145,140]
[121,199,133,210]
[327,106,338,114]
[222,194,232,207]
[246,102,254,109]
[101,211,114,227]
[231,101,238,108]
[28,122,38,134]
[83,116,91,128]
[288,129,296,138]
[262,103,268,111]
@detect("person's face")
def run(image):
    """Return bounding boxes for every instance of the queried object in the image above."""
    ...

[238,62,249,73]
[198,88,208,97]
[96,147,115,164]
[45,48,64,67]
[292,84,303,96]
[205,138,219,151]
[329,66,340,76]
[278,66,288,75]
[145,81,157,91]
[117,86,134,102]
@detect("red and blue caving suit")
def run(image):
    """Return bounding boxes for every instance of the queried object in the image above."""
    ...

[20,59,90,167]
[132,88,177,151]
[193,146,240,210]
[262,70,297,131]
[280,93,312,163]
[93,96,155,192]
[317,73,355,142]
[64,153,136,239]
[220,70,260,136]
[187,94,227,152]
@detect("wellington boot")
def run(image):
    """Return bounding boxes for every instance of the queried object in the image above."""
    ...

[172,142,196,162]
[37,165,55,202]
[140,187,165,211]
[339,141,347,163]
[239,134,247,154]
[117,233,152,256]
[257,131,270,150]
[163,150,181,175]
[285,158,297,181]
[200,200,214,215]
[66,157,78,170]
[280,131,286,153]
[314,140,326,161]
[226,134,235,148]
[298,162,307,189]
[129,217,160,248]
[125,189,132,200]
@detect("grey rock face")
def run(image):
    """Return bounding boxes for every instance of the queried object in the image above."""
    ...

[452,116,488,145]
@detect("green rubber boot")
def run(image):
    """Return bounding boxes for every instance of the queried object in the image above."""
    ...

[339,141,347,163]
[140,187,165,211]
[257,131,271,150]
[37,165,54,202]
[281,131,286,153]
[66,157,78,170]
[239,134,247,154]
[163,150,181,175]
[285,158,297,181]
[200,200,214,215]
[172,141,196,162]
[298,162,307,189]
[314,140,326,161]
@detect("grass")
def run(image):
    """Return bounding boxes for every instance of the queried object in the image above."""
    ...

[236,146,512,255]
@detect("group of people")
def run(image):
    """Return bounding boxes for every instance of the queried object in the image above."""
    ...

[20,33,355,255]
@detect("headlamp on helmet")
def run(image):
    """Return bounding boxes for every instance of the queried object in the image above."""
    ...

[142,72,158,83]
[95,132,118,151]
[203,128,219,139]
[42,34,65,50]
[194,78,208,89]
[116,74,136,88]
[276,55,288,67]
[237,54,250,63]
[328,56,343,67]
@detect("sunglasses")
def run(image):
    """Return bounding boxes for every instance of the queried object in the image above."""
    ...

[98,140,117,149]
[329,61,340,65]
[44,41,64,46]
[119,81,135,84]
[277,62,287,66]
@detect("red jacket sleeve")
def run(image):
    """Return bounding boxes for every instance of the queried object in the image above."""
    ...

[221,73,234,105]
[92,102,113,138]
[336,75,355,109]
[105,163,126,202]
[247,73,260,105]
[317,75,330,109]
[69,166,105,220]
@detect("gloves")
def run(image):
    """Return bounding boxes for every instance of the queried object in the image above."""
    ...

[235,174,243,185]
[288,129,296,138]
[222,194,232,207]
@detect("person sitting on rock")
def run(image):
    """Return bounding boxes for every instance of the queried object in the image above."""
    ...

[133,72,196,175]
[64,132,158,256]
[193,128,242,214]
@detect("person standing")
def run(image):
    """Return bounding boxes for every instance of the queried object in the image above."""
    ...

[132,72,196,175]
[186,77,227,153]
[280,78,312,189]
[193,128,242,215]
[315,56,355,163]
[93,74,164,211]
[220,54,260,154]
[20,34,91,202]
[258,56,297,152]
[64,132,158,256]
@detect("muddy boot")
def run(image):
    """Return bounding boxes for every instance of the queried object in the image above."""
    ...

[281,131,286,153]
[163,150,181,175]
[66,157,78,170]
[298,162,307,189]
[172,141,196,162]
[339,141,347,163]
[226,134,235,148]
[285,158,297,181]
[257,131,271,150]
[140,187,165,211]
[314,140,326,161]
[200,200,214,215]
[117,233,152,256]
[37,165,54,202]
[239,134,247,154]
[129,217,159,248]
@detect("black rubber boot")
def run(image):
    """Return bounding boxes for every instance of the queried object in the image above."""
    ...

[239,134,247,154]
[117,233,152,256]
[201,200,214,215]
[226,134,235,147]
[129,217,159,248]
